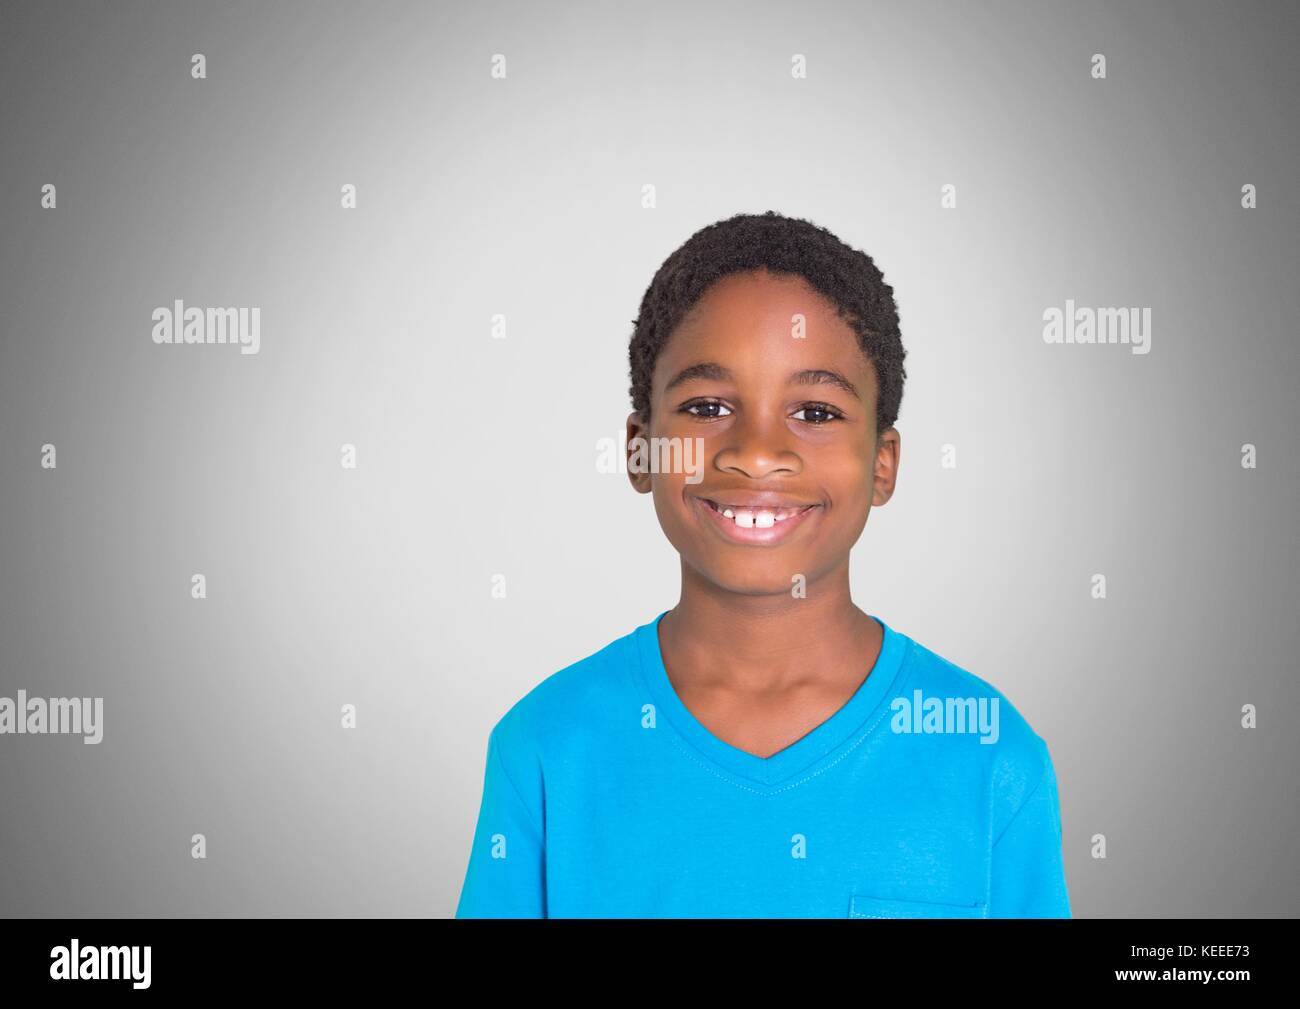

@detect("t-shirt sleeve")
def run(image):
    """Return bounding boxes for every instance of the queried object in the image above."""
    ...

[988,736,1072,918]
[454,724,546,918]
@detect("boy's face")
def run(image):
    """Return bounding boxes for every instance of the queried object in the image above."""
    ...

[627,268,900,596]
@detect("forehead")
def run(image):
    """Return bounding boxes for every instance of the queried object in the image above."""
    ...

[656,269,871,386]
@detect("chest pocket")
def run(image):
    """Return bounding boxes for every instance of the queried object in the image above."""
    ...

[849,894,987,918]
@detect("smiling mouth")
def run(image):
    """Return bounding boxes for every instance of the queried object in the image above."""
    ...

[692,495,822,545]
[698,498,819,528]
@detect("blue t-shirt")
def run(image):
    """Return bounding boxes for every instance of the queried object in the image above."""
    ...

[455,610,1071,918]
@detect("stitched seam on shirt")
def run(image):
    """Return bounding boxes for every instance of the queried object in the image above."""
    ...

[492,728,545,839]
[660,638,920,797]
[990,737,1050,848]
[850,908,987,919]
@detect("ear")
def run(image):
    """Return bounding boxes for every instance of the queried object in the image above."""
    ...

[872,426,901,507]
[626,411,652,494]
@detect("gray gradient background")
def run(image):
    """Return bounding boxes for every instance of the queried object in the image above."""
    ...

[1,0,1297,917]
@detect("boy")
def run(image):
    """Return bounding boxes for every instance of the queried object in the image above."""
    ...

[455,210,1071,918]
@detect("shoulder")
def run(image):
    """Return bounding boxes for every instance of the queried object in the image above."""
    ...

[897,630,1056,827]
[487,618,644,770]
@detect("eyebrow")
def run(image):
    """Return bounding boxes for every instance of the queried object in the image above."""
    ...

[663,361,861,401]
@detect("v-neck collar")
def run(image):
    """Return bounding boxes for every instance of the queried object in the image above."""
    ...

[632,609,911,790]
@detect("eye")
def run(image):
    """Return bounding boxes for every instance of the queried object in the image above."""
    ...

[680,399,732,419]
[792,402,844,424]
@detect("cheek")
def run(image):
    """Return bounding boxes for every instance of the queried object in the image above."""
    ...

[649,480,710,562]
[817,440,875,504]
[649,475,690,530]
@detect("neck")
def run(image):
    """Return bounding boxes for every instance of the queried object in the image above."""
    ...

[660,557,878,691]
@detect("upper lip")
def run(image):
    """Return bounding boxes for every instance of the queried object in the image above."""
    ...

[692,492,821,510]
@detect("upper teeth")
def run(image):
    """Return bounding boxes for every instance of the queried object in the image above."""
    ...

[710,501,808,527]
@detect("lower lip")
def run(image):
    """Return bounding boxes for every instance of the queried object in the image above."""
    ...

[691,496,821,546]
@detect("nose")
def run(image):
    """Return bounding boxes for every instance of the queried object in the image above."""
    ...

[714,411,800,479]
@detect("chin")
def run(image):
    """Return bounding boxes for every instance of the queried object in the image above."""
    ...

[688,556,813,597]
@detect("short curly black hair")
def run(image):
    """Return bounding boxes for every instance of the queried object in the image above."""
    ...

[628,210,906,434]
